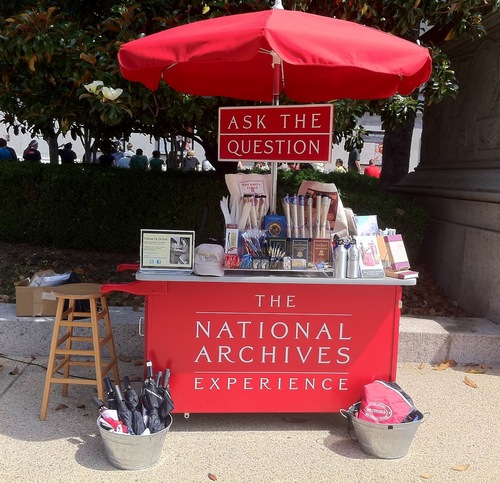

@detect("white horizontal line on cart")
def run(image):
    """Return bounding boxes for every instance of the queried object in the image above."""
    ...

[194,371,350,375]
[195,311,352,316]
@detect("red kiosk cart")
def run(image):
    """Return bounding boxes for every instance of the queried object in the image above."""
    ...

[102,274,415,414]
[113,8,427,415]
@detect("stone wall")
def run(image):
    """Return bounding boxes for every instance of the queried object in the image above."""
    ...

[394,13,500,323]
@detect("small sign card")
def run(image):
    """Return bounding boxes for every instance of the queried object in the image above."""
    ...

[356,235,385,278]
[353,215,379,236]
[383,234,410,271]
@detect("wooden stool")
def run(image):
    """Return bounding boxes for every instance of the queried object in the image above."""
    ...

[40,283,120,420]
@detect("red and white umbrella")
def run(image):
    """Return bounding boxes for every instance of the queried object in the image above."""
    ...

[118,9,431,103]
[118,8,432,212]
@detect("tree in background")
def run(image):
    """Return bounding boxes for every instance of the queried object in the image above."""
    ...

[0,0,498,180]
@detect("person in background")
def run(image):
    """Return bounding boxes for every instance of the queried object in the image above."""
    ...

[98,149,114,166]
[183,150,200,172]
[0,138,17,161]
[364,158,381,179]
[123,142,135,158]
[175,135,186,155]
[116,155,130,168]
[202,158,215,171]
[149,150,164,171]
[58,142,77,164]
[23,140,42,162]
[129,148,148,170]
[111,143,124,165]
[1,135,17,160]
[117,142,134,168]
[335,158,347,173]
[348,147,361,173]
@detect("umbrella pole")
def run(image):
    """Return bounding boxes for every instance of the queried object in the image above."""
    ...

[270,53,282,214]
[270,159,278,215]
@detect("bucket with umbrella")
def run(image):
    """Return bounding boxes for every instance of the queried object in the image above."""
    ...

[94,362,174,470]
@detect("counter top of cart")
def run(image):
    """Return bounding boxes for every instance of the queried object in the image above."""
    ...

[133,271,416,285]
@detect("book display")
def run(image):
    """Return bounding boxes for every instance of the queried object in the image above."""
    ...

[219,175,419,280]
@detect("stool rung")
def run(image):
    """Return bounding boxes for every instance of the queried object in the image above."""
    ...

[62,309,107,319]
[51,359,115,372]
[55,336,113,348]
[72,311,104,318]
[48,377,97,386]
[56,332,71,347]
[57,320,93,328]
[101,360,117,375]
[59,335,105,344]
[55,348,97,356]
[60,360,108,368]
[98,334,113,348]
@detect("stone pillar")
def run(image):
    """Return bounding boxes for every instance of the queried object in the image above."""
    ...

[393,13,500,322]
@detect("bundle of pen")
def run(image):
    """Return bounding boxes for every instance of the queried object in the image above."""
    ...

[240,229,268,269]
[282,192,332,240]
[268,241,287,269]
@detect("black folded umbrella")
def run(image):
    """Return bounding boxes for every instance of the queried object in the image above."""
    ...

[114,384,134,434]
[142,360,165,433]
[103,376,117,410]
[142,360,163,411]
[158,369,174,422]
[146,407,165,433]
[123,376,146,435]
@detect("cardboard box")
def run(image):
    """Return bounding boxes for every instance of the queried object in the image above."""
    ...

[15,283,58,317]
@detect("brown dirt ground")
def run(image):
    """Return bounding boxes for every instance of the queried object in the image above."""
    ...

[0,241,467,317]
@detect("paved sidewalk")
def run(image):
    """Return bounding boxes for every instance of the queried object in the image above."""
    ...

[1,303,499,482]
[0,356,499,482]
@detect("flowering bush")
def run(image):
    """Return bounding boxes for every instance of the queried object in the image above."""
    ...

[79,81,130,125]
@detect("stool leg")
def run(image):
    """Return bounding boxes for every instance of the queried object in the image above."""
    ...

[62,297,76,397]
[101,295,120,384]
[90,298,105,401]
[40,297,66,421]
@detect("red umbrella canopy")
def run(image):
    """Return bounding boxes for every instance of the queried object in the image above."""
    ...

[118,10,432,103]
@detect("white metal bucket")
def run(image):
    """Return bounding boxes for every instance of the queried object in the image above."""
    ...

[97,414,173,470]
[342,402,426,459]
[351,413,425,459]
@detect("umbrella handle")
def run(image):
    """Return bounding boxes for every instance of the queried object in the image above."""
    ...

[114,384,124,402]
[146,360,154,380]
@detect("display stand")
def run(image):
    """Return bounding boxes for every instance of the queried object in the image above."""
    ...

[102,274,414,414]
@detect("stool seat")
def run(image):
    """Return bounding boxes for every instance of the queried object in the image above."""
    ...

[40,283,120,420]
[51,282,104,299]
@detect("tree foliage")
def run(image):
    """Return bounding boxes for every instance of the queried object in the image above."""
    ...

[0,0,498,172]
